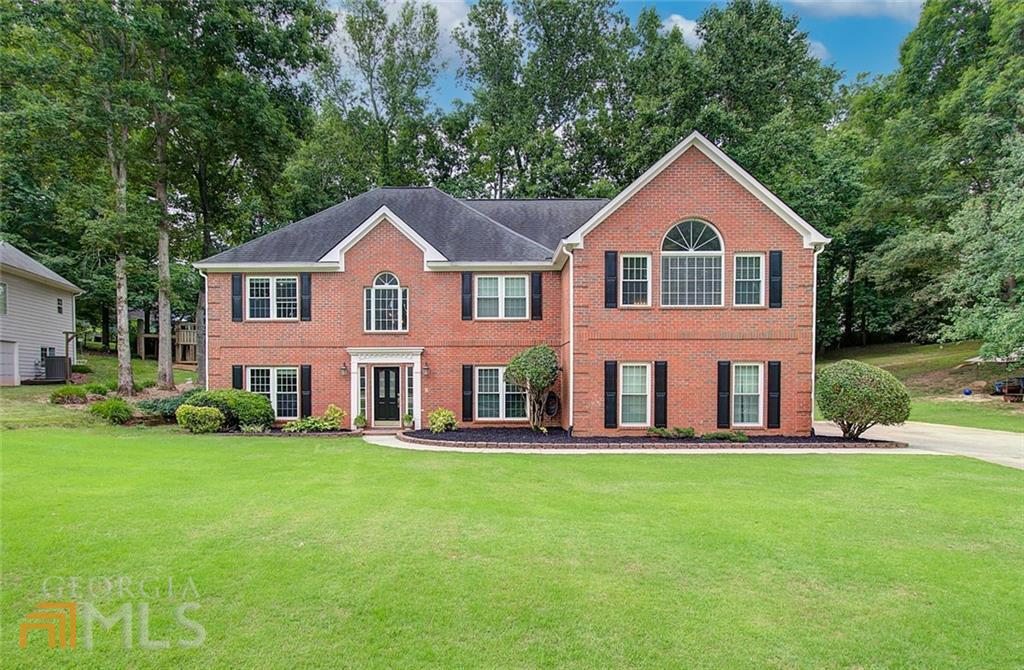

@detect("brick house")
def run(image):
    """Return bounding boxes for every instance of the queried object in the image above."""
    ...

[194,132,829,436]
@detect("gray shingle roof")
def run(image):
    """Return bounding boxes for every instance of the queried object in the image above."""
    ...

[199,188,607,265]
[461,198,608,251]
[0,241,80,292]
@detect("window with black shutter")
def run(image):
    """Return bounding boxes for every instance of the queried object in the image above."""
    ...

[531,272,542,320]
[231,274,243,321]
[654,361,667,428]
[767,361,781,429]
[462,365,474,421]
[769,250,783,308]
[717,361,731,428]
[604,360,618,428]
[604,251,618,308]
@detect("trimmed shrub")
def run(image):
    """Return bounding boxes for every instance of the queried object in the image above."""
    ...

[505,345,559,430]
[185,389,274,430]
[427,407,457,433]
[71,363,94,374]
[700,430,749,443]
[817,360,911,438]
[50,385,87,404]
[323,404,346,429]
[89,398,133,424]
[83,382,111,396]
[136,389,201,421]
[645,426,697,439]
[175,405,224,434]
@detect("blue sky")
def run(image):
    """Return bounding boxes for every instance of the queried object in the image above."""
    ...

[333,0,923,106]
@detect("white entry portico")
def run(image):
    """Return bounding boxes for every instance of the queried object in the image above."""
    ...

[347,347,424,430]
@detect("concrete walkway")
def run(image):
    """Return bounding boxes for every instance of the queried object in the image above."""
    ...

[814,420,1023,469]
[361,434,939,458]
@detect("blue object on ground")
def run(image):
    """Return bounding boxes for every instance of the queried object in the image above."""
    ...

[963,388,973,396]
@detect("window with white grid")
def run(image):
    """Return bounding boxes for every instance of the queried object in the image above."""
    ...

[475,276,529,319]
[733,254,764,306]
[620,254,650,306]
[247,367,298,419]
[619,363,650,426]
[364,273,408,332]
[660,220,724,307]
[732,363,762,426]
[247,276,298,320]
[475,366,527,420]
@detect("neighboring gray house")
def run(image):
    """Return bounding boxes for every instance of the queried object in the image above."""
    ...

[0,242,82,385]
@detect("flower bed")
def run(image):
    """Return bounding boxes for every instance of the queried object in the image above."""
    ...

[400,428,905,449]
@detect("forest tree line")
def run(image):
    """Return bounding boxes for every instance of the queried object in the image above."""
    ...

[1,0,1021,393]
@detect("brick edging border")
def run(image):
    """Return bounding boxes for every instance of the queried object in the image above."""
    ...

[396,432,908,450]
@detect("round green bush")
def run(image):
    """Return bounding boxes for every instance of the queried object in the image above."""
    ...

[50,385,87,404]
[83,382,110,396]
[185,389,274,430]
[89,397,133,424]
[427,407,457,433]
[175,405,225,434]
[136,389,201,421]
[817,360,911,438]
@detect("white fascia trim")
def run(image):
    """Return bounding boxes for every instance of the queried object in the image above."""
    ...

[562,131,831,250]
[0,264,83,295]
[192,261,337,273]
[425,260,559,272]
[318,206,446,271]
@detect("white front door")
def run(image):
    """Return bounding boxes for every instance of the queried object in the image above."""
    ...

[0,341,19,386]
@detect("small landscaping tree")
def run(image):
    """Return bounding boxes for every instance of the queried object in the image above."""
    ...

[817,360,911,438]
[504,345,559,431]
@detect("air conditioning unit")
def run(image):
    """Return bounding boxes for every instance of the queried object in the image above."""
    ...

[43,355,67,381]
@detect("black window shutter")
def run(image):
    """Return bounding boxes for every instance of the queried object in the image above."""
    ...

[769,250,783,308]
[231,273,243,321]
[232,365,243,389]
[717,361,731,428]
[604,251,618,308]
[461,273,473,320]
[462,365,474,421]
[300,365,312,418]
[604,360,618,428]
[767,361,781,429]
[654,361,668,428]
[531,272,543,320]
[300,273,312,321]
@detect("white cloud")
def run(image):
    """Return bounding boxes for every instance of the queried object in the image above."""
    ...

[808,39,830,61]
[331,0,471,69]
[787,0,922,22]
[662,13,702,49]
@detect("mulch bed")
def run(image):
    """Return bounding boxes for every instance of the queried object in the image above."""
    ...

[401,428,905,450]
[218,429,362,438]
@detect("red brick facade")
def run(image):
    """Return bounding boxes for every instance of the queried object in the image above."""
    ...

[205,143,820,436]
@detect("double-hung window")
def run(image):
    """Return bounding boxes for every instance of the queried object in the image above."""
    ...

[247,367,299,419]
[247,276,298,320]
[661,220,725,307]
[475,366,527,420]
[619,363,650,426]
[475,276,528,319]
[733,254,764,306]
[732,363,763,427]
[620,254,651,306]
[0,282,6,315]
[364,272,408,332]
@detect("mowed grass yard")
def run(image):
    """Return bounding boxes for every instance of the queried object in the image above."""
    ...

[819,340,1024,433]
[2,424,1023,668]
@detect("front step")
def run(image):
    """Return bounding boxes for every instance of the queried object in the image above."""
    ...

[363,428,403,435]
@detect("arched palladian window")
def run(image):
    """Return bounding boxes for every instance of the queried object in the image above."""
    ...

[660,220,725,306]
[364,272,408,332]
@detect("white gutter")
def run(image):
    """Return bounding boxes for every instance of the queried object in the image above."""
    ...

[810,244,825,431]
[567,249,575,431]
[198,269,209,390]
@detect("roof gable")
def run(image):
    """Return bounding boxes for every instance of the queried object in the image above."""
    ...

[563,131,830,249]
[0,242,81,293]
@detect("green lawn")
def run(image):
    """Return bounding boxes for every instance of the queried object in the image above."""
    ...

[2,425,1022,668]
[819,340,1024,433]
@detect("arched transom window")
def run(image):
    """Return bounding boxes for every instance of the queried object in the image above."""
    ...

[660,220,724,306]
[364,272,408,332]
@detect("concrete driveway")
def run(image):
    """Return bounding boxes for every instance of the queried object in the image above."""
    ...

[814,421,1024,469]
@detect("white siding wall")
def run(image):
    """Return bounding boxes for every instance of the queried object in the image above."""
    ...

[0,271,77,381]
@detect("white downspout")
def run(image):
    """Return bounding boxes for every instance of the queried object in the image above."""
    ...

[811,245,824,433]
[568,249,575,431]
[199,269,209,389]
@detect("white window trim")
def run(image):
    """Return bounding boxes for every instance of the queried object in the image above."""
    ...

[0,281,8,315]
[246,276,299,321]
[618,362,652,428]
[659,221,726,308]
[619,253,652,308]
[474,275,530,320]
[733,253,766,308]
[57,297,63,314]
[731,362,764,428]
[364,273,409,333]
[246,366,300,419]
[474,366,529,421]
